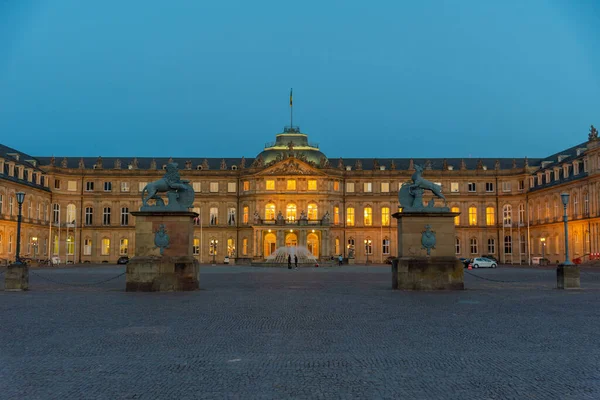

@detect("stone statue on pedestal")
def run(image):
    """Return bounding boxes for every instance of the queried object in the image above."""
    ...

[398,164,448,212]
[140,163,194,211]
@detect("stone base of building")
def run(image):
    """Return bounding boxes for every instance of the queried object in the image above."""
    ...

[393,257,464,290]
[126,256,199,292]
[557,265,580,289]
[347,258,355,265]
[5,264,29,291]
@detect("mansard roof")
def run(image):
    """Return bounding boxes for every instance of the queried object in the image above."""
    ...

[0,144,44,170]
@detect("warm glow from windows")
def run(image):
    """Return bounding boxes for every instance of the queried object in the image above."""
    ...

[265,203,275,220]
[287,180,296,190]
[334,206,340,224]
[486,207,495,226]
[243,181,250,191]
[382,207,390,226]
[364,207,372,226]
[469,207,477,226]
[308,180,317,191]
[243,206,249,224]
[120,238,128,255]
[347,207,355,226]
[101,238,110,255]
[266,180,275,190]
[286,204,297,221]
[242,238,248,255]
[333,181,340,191]
[307,203,318,220]
[452,207,460,225]
[381,182,390,193]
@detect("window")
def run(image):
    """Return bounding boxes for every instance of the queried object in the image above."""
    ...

[103,207,111,225]
[66,204,76,224]
[364,207,372,226]
[242,238,248,255]
[85,207,93,226]
[486,207,495,226]
[518,180,525,191]
[584,158,589,172]
[308,180,317,191]
[287,180,296,190]
[455,237,461,254]
[192,208,201,225]
[545,171,551,183]
[101,238,110,256]
[573,193,579,216]
[470,238,478,254]
[52,235,59,254]
[193,238,200,255]
[502,182,511,192]
[468,182,476,192]
[210,207,218,225]
[363,182,372,193]
[335,238,340,255]
[52,203,60,224]
[243,206,249,224]
[121,182,130,192]
[348,238,355,257]
[563,165,569,178]
[0,194,3,214]
[574,162,579,175]
[86,181,94,191]
[54,179,61,190]
[193,182,202,192]
[452,206,460,225]
[488,238,495,254]
[265,203,275,220]
[9,235,13,253]
[138,182,147,192]
[121,207,129,226]
[243,181,250,191]
[504,236,512,254]
[227,238,235,257]
[333,181,340,191]
[382,207,390,226]
[227,207,236,225]
[450,182,459,193]
[346,182,355,193]
[84,239,92,255]
[334,206,340,224]
[584,193,589,215]
[518,204,525,225]
[364,238,373,255]
[307,203,318,220]
[468,206,477,225]
[104,182,112,192]
[545,201,550,218]
[503,205,512,226]
[225,182,236,193]
[382,238,390,255]
[210,182,219,193]
[381,182,390,193]
[485,182,494,192]
[27,201,32,218]
[118,238,128,255]
[266,180,275,190]
[347,207,355,226]
[286,204,297,221]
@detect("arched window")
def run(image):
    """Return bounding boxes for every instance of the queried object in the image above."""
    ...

[242,238,248,255]
[286,204,297,221]
[364,206,372,226]
[265,203,275,220]
[307,203,318,220]
[486,207,495,226]
[101,238,110,256]
[346,207,355,226]
[333,206,340,224]
[83,238,92,256]
[487,238,495,254]
[452,206,460,226]
[347,237,355,257]
[335,238,340,255]
[503,204,512,226]
[455,237,461,255]
[66,204,76,224]
[120,238,129,255]
[52,203,60,224]
[227,238,235,257]
[470,238,478,254]
[243,206,249,224]
[468,206,477,226]
[67,235,75,255]
[518,203,525,225]
[381,207,390,226]
[504,235,512,254]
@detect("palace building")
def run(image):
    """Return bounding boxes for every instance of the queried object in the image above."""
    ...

[1,124,599,265]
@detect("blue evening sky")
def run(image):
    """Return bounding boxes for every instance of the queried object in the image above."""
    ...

[0,0,599,159]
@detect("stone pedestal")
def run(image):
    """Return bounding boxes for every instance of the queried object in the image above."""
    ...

[126,211,199,292]
[557,265,580,290]
[5,264,29,291]
[392,211,464,290]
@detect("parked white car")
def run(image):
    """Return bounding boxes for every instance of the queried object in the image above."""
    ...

[469,257,497,268]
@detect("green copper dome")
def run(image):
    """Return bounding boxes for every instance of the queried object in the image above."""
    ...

[256,127,327,165]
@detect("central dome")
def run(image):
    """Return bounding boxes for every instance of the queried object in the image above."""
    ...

[256,126,327,165]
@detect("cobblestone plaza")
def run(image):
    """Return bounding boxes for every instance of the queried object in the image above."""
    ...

[1,265,600,399]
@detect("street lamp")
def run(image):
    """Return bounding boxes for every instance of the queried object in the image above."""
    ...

[364,239,372,264]
[32,237,38,259]
[15,192,25,264]
[540,237,546,265]
[560,193,574,266]
[210,239,218,265]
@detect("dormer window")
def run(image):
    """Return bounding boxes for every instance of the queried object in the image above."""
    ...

[529,176,535,187]
[573,162,579,175]
[554,167,560,181]
[545,171,550,183]
[563,164,569,178]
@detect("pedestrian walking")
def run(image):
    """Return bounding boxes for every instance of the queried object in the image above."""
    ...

[294,255,298,270]
[287,254,292,269]
[338,254,343,266]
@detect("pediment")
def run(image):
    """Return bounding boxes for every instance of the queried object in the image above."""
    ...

[256,158,325,176]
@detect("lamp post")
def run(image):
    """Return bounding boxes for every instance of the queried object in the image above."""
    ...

[15,192,25,264]
[540,237,546,265]
[32,237,38,259]
[364,239,372,264]
[560,193,573,266]
[210,239,218,265]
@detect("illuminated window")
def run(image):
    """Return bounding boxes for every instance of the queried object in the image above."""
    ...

[192,182,201,192]
[364,182,372,193]
[266,180,275,190]
[227,182,236,193]
[210,207,218,225]
[381,182,390,193]
[243,181,250,191]
[66,204,76,224]
[308,180,317,191]
[227,238,235,257]
[121,182,130,192]
[265,203,275,220]
[452,206,460,225]
[364,207,372,226]
[53,235,59,254]
[210,182,219,193]
[346,182,355,193]
[486,207,495,226]
[347,207,355,226]
[470,238,478,254]
[487,238,495,254]
[451,182,459,193]
[9,234,13,253]
[83,239,92,255]
[335,238,340,255]
[286,204,297,221]
[67,235,75,255]
[455,237,460,254]
[138,182,147,192]
[333,181,340,191]
[287,180,296,190]
[545,201,550,218]
[243,206,249,224]
[68,181,77,191]
[193,238,200,255]
[382,207,390,226]
[242,238,248,255]
[307,203,318,220]
[468,206,477,226]
[101,238,110,256]
[120,238,128,255]
[334,206,340,224]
